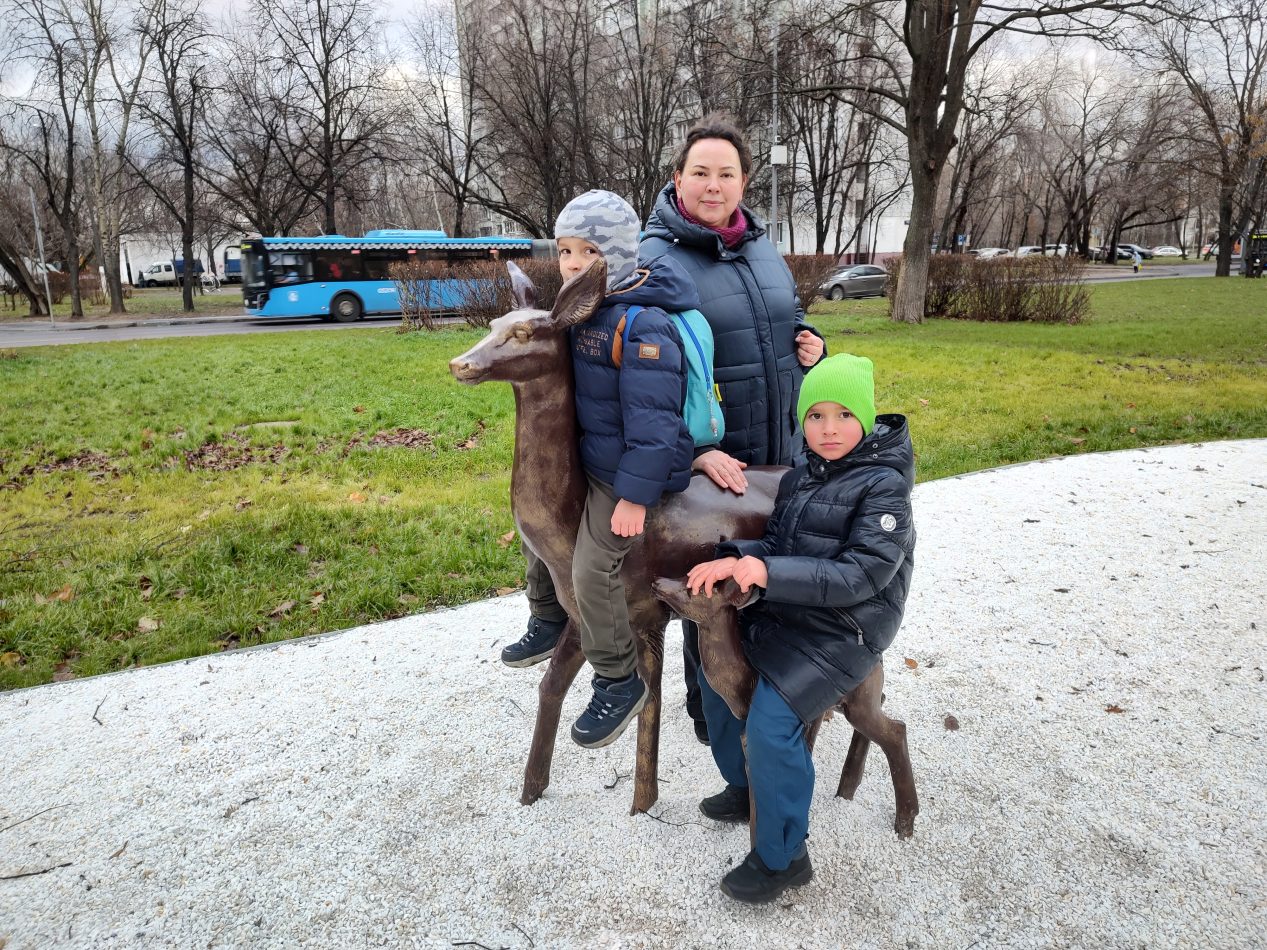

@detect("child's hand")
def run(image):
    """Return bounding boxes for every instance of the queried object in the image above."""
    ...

[610,499,646,537]
[731,556,768,593]
[686,557,739,596]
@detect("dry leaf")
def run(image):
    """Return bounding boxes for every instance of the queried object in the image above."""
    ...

[944,714,960,731]
[309,592,326,610]
[235,498,253,511]
[904,657,918,670]
[109,841,128,859]
[1105,704,1125,714]
[53,662,76,682]
[398,593,419,604]
[33,593,48,605]
[353,405,366,413]
[918,398,930,407]
[0,651,23,668]
[171,588,188,600]
[1125,402,1136,409]
[269,600,297,618]
[497,530,516,548]
[1129,427,1137,434]
[293,543,309,554]
[51,584,74,602]
[495,587,517,596]
[347,491,367,503]
[137,617,160,633]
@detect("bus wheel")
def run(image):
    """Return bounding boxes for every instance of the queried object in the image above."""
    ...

[332,293,362,323]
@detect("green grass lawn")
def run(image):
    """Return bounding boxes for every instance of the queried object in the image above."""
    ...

[2,277,1264,689]
[2,286,243,321]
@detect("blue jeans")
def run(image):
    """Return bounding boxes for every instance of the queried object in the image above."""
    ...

[699,671,814,870]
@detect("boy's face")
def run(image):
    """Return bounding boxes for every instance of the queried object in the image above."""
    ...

[557,237,603,282]
[803,401,864,461]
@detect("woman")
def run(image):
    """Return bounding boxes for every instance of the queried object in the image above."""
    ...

[640,114,825,742]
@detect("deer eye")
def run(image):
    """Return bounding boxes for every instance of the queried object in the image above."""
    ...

[511,323,533,342]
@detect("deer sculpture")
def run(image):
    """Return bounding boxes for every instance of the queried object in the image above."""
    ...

[449,258,914,830]
[650,577,919,838]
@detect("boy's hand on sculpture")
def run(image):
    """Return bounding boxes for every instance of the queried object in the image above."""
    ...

[692,450,748,494]
[610,499,647,537]
[686,557,739,596]
[730,555,768,593]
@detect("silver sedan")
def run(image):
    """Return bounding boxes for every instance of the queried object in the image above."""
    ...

[820,264,889,300]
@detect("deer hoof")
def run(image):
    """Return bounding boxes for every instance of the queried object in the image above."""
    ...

[894,813,916,839]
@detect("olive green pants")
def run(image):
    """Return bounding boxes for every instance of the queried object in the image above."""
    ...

[572,474,641,680]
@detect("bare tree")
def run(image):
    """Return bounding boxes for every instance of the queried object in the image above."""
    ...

[803,0,1152,322]
[1,0,91,317]
[1140,2,1267,275]
[257,0,396,234]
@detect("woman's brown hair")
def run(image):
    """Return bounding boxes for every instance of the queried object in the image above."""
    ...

[672,113,753,176]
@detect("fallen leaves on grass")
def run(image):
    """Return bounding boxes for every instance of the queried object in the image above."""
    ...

[1,652,24,668]
[268,600,297,618]
[309,592,325,611]
[367,428,434,449]
[347,491,367,504]
[497,531,516,548]
[398,593,419,605]
[137,617,160,633]
[53,661,76,682]
[181,433,288,472]
[456,420,486,450]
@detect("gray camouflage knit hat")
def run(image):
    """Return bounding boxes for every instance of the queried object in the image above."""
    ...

[554,190,640,290]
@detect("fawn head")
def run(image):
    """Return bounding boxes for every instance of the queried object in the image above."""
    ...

[651,577,751,624]
[450,258,606,386]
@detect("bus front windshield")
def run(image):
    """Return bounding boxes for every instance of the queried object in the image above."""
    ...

[268,251,314,286]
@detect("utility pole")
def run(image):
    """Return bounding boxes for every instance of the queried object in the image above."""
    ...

[769,4,786,251]
[28,186,55,327]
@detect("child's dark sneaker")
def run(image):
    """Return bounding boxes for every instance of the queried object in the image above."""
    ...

[570,672,648,748]
[500,616,567,668]
[699,783,750,823]
[693,718,711,746]
[719,846,813,904]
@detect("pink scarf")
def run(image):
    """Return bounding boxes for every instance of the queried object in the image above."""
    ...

[677,196,748,249]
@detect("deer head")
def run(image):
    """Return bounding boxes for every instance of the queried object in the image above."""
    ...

[449,258,607,386]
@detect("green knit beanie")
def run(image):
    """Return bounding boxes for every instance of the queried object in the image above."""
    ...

[797,353,877,435]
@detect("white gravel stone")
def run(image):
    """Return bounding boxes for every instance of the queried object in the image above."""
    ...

[1,441,1263,949]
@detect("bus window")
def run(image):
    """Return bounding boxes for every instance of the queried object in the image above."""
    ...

[314,250,361,282]
[362,251,406,280]
[268,251,314,284]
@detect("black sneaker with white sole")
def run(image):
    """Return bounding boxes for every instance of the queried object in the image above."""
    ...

[720,847,813,904]
[570,672,648,748]
[500,616,568,668]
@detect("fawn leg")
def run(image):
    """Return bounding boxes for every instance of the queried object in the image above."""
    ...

[630,624,665,814]
[521,619,585,805]
[841,663,919,838]
[805,713,828,753]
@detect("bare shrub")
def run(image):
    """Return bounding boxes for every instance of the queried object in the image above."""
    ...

[887,254,1087,324]
[783,254,840,305]
[391,257,563,332]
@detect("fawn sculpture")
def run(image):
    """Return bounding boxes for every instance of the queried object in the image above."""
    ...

[450,258,916,833]
[650,577,919,838]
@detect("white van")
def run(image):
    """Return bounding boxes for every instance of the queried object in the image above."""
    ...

[136,259,203,288]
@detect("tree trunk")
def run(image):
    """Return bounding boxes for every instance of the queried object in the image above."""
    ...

[892,166,938,324]
[65,228,84,319]
[1215,193,1234,278]
[182,155,196,312]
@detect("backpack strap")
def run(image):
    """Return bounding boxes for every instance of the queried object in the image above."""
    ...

[612,304,644,368]
[673,312,712,391]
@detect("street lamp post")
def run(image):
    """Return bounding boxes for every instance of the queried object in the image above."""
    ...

[769,4,785,251]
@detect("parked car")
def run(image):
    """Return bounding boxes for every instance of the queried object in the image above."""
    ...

[1152,245,1183,257]
[1116,243,1154,260]
[969,247,1010,259]
[1042,244,1069,257]
[819,264,888,300]
[1013,245,1044,258]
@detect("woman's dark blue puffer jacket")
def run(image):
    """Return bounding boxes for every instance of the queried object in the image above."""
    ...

[640,181,822,467]
[570,254,700,507]
[716,415,917,724]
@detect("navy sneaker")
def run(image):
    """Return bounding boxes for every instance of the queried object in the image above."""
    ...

[693,718,711,746]
[720,847,813,904]
[699,783,749,823]
[570,673,648,748]
[500,616,567,668]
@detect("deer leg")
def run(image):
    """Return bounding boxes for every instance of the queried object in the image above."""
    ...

[521,619,585,806]
[804,713,829,754]
[840,662,919,838]
[630,625,665,815]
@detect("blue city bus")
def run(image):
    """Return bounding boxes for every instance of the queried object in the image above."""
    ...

[239,230,554,320]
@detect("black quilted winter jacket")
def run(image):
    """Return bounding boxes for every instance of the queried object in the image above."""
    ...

[716,414,916,724]
[640,182,822,467]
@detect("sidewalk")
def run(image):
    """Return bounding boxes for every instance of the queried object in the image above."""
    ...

[1,442,1263,949]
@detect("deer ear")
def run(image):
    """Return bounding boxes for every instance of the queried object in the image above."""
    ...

[506,260,537,310]
[550,258,606,327]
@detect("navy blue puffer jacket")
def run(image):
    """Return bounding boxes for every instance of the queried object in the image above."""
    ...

[570,254,700,507]
[716,415,916,724]
[640,182,822,467]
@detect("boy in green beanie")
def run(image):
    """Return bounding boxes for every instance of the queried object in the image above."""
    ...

[684,352,916,904]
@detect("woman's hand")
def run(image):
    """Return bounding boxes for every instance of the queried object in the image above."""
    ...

[610,499,646,537]
[692,449,748,494]
[730,555,768,593]
[686,557,739,596]
[796,330,825,367]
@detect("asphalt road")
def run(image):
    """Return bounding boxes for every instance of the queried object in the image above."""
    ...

[0,262,1223,349]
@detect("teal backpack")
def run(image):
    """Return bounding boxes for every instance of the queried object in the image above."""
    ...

[619,305,725,447]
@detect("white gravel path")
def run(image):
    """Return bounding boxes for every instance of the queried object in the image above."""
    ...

[2,441,1264,949]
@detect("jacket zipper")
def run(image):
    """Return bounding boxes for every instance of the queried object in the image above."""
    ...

[833,607,866,646]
